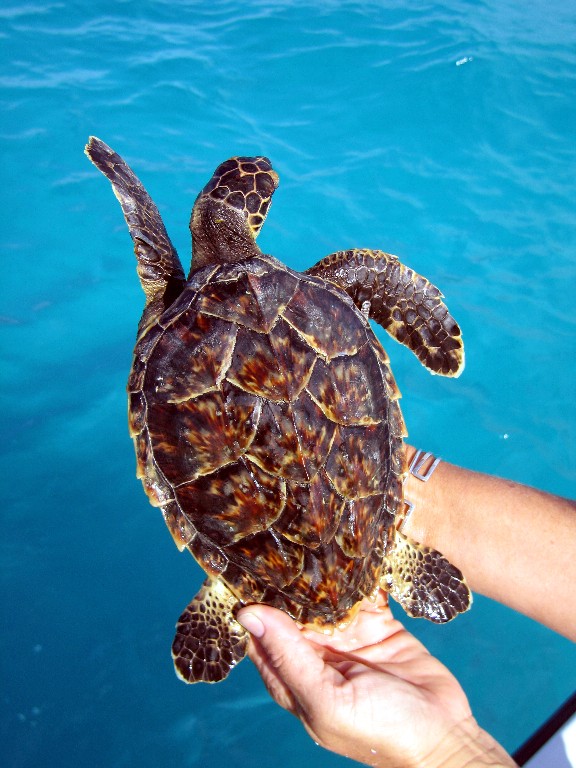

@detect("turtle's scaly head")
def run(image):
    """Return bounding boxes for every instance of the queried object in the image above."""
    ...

[190,156,279,272]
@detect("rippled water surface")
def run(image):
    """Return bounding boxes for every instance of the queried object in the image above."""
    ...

[2,1,575,766]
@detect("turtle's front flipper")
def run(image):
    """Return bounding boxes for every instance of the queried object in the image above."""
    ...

[382,529,471,622]
[306,249,464,376]
[171,578,249,684]
[85,137,185,328]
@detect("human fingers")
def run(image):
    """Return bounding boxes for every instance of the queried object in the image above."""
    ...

[237,605,339,716]
[300,597,415,656]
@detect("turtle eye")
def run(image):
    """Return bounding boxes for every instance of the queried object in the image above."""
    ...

[249,214,264,233]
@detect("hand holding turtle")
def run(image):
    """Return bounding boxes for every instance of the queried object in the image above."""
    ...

[238,600,518,768]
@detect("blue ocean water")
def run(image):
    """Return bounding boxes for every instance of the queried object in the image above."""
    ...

[1,1,575,766]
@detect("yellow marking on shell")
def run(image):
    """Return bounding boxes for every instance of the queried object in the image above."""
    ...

[164,384,219,405]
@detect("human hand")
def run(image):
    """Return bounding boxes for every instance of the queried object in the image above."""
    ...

[237,596,517,768]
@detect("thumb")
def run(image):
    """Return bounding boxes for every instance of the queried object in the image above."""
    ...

[237,605,328,712]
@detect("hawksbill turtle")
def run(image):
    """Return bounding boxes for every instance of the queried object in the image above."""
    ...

[85,137,470,683]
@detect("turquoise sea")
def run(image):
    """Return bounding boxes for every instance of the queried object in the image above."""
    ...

[2,1,575,766]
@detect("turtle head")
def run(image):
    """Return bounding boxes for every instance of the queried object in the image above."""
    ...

[190,156,279,271]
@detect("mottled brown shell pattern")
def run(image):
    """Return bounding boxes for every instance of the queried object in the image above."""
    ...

[130,254,406,628]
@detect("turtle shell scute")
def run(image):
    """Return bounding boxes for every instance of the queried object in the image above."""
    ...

[324,423,390,499]
[162,501,197,551]
[146,389,261,484]
[198,266,297,334]
[282,278,363,359]
[148,313,237,403]
[225,531,305,591]
[336,495,391,558]
[246,395,335,482]
[188,532,227,577]
[307,343,388,426]
[273,469,345,548]
[174,458,287,547]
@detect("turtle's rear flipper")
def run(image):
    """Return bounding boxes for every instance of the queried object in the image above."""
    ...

[305,249,464,377]
[382,529,471,622]
[171,578,249,683]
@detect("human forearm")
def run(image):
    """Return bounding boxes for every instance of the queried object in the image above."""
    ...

[403,446,576,641]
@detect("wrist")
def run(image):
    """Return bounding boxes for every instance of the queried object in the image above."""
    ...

[424,719,518,768]
[401,444,445,549]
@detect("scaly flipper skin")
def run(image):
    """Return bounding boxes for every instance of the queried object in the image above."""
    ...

[306,249,464,377]
[85,136,186,332]
[172,578,249,683]
[382,529,471,623]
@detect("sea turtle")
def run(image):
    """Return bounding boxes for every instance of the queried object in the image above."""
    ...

[85,137,470,684]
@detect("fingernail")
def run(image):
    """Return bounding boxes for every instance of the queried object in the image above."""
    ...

[237,610,265,638]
